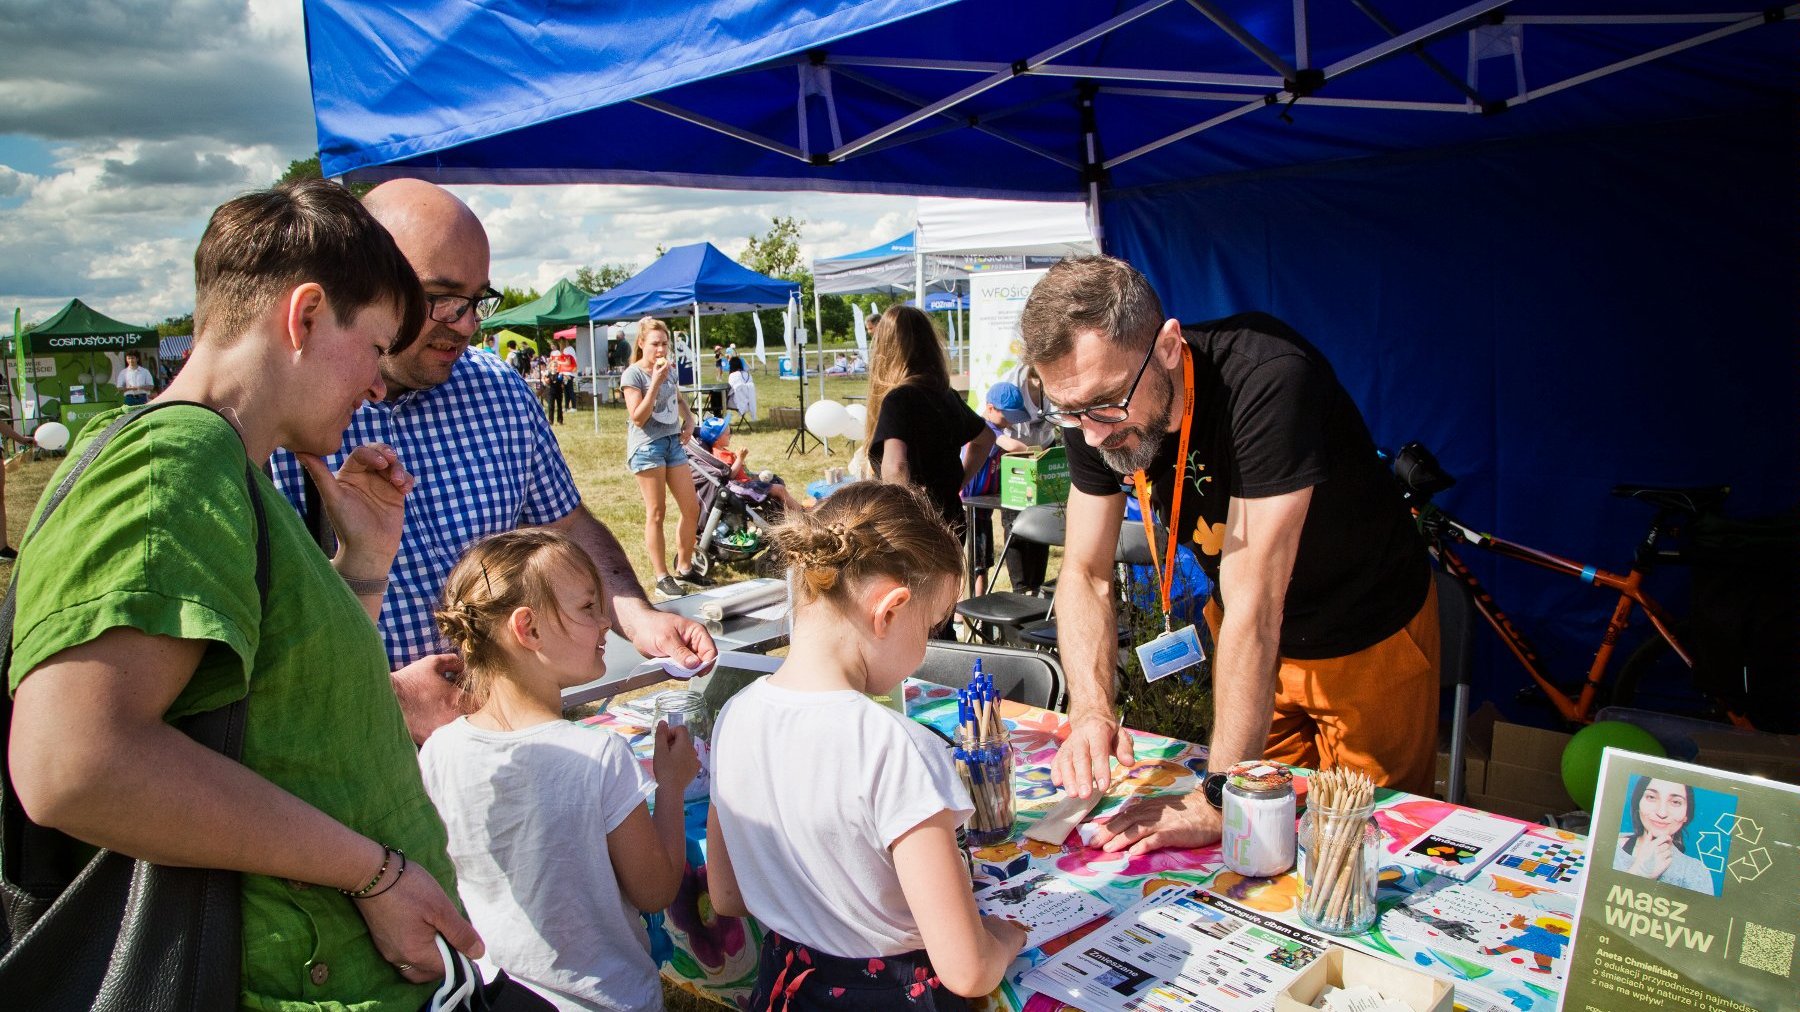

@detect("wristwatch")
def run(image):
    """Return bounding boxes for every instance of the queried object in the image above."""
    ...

[1202,772,1229,811]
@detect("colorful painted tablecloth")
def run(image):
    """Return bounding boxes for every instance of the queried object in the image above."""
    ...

[580,681,1581,1011]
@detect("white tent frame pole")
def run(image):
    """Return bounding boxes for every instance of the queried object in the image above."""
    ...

[1110,0,1511,168]
[1508,13,1761,25]
[1293,0,1310,68]
[1183,0,1298,78]
[690,303,700,405]
[634,98,808,161]
[1321,0,1513,78]
[830,67,1080,169]
[812,288,822,367]
[829,54,1282,89]
[828,0,1177,162]
[589,319,599,434]
[914,252,925,314]
[1513,8,1793,105]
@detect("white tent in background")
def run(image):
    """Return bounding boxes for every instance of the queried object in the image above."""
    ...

[914,197,1097,259]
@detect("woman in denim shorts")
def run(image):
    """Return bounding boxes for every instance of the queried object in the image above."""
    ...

[621,318,708,599]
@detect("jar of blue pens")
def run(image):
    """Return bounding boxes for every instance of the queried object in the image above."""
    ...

[953,664,1015,848]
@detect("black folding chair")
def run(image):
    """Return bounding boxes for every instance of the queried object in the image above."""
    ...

[913,641,1065,711]
[954,504,1064,644]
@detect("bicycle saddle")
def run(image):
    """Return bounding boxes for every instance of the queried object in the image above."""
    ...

[1610,484,1731,514]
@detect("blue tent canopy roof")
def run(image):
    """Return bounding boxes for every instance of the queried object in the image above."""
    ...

[586,242,799,321]
[305,1,1797,199]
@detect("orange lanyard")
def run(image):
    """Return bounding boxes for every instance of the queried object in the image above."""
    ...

[1131,343,1195,632]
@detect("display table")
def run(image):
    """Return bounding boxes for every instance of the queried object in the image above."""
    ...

[579,682,1579,1011]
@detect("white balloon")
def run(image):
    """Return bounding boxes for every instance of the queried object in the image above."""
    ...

[34,421,70,452]
[804,399,852,439]
[843,403,867,435]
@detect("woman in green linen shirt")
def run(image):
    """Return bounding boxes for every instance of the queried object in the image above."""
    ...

[7,180,483,1009]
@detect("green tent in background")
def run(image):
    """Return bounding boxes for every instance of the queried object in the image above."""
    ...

[480,278,594,333]
[3,299,157,433]
[2,298,156,355]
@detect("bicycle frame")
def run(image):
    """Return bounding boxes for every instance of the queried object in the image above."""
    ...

[1420,507,1693,725]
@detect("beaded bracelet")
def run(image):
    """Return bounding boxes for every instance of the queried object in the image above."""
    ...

[358,849,407,900]
[342,845,397,898]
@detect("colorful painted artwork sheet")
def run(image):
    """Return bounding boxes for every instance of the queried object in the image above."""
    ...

[1490,833,1589,894]
[1383,878,1573,984]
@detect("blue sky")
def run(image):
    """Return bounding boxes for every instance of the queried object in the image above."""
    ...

[0,0,911,325]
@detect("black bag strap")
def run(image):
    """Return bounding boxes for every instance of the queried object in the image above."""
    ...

[1,401,269,896]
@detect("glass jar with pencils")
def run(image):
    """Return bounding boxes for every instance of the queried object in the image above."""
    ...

[953,665,1015,847]
[1298,768,1380,936]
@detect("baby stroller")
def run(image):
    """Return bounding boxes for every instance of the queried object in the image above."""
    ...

[686,442,779,576]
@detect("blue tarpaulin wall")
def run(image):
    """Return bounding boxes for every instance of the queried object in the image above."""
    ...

[1106,107,1800,712]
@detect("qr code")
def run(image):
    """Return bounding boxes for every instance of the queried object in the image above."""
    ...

[1739,921,1795,977]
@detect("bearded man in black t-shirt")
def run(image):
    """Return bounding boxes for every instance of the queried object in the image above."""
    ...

[1022,256,1437,855]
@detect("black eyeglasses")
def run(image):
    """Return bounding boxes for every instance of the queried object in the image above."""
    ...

[1041,338,1159,428]
[425,288,503,325]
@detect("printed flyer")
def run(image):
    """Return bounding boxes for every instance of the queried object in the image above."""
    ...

[1559,752,1799,1012]
[1022,886,1328,1011]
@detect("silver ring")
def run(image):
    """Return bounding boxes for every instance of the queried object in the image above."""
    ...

[395,963,414,973]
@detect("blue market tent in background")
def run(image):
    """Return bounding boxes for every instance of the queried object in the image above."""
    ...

[586,242,799,321]
[305,0,1800,717]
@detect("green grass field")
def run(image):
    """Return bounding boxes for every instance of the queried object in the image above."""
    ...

[1,369,880,596]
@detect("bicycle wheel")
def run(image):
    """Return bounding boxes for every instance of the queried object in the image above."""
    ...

[1616,629,1799,733]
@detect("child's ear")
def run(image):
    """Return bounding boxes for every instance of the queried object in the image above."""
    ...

[507,606,541,650]
[868,584,913,639]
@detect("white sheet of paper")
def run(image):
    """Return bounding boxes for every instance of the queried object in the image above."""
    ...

[973,872,1113,949]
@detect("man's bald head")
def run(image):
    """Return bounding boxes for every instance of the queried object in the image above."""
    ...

[363,179,493,393]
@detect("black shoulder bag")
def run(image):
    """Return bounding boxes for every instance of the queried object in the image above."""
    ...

[0,401,269,1010]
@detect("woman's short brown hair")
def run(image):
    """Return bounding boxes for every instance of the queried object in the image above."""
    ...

[193,178,424,353]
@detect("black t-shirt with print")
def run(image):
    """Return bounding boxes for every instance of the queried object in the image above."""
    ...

[1065,313,1428,659]
[870,383,988,533]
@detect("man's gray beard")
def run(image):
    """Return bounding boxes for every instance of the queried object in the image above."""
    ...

[1099,429,1165,474]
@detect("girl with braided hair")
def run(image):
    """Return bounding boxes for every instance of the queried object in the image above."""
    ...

[418,529,699,1010]
[704,482,1027,1010]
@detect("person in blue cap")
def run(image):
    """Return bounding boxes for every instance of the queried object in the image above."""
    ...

[982,379,1056,592]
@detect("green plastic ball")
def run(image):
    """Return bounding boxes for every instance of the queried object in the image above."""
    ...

[1562,720,1666,811]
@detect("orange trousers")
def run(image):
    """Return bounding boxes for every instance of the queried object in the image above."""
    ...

[1205,580,1439,796]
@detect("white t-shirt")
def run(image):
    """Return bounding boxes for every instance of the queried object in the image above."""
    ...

[115,365,154,391]
[710,677,973,959]
[419,717,661,1012]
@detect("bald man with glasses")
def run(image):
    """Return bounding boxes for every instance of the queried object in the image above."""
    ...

[1022,256,1436,856]
[271,180,715,743]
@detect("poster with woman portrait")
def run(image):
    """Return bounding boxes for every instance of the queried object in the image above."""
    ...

[1560,753,1798,1012]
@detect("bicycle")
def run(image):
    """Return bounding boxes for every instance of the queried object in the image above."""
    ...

[1390,442,1797,732]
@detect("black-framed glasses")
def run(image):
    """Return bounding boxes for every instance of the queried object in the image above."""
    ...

[425,287,503,325]
[1041,338,1159,428]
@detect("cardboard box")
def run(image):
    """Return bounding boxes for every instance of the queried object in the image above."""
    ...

[1430,749,1486,802]
[1689,728,1800,785]
[999,445,1069,508]
[1275,946,1454,1012]
[1445,704,1576,823]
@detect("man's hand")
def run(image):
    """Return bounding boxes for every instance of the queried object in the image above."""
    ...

[390,654,470,744]
[1051,709,1136,799]
[299,442,414,575]
[614,597,717,673]
[1090,793,1221,856]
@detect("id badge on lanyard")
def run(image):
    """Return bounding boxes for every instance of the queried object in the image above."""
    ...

[1131,343,1206,683]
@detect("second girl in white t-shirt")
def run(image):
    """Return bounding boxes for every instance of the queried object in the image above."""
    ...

[705,481,1027,1010]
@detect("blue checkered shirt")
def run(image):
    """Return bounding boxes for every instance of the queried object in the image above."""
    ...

[270,350,582,669]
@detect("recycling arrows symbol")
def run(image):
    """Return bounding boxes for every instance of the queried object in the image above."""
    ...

[1727,846,1772,883]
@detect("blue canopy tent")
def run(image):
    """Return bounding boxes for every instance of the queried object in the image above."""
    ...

[587,242,800,426]
[307,1,1799,716]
